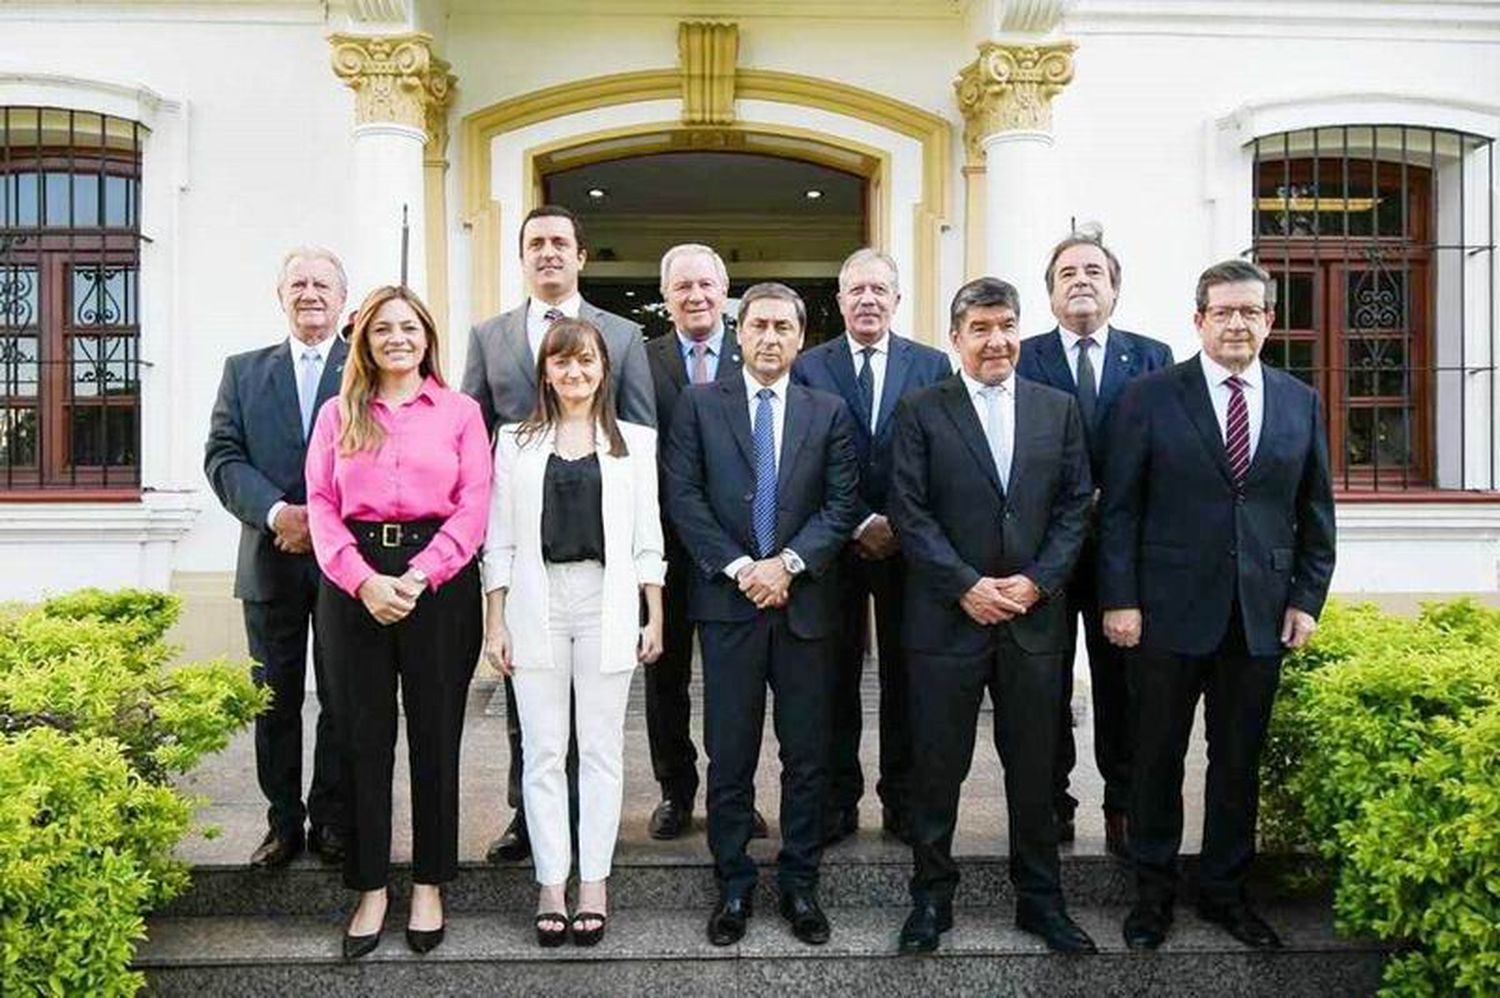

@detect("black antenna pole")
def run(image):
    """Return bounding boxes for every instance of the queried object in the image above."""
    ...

[400,204,410,288]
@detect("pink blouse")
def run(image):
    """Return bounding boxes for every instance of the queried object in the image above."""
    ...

[306,376,493,597]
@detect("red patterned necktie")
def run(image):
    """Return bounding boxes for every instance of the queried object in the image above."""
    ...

[1225,375,1250,484]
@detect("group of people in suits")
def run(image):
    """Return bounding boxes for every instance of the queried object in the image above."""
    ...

[204,205,1335,960]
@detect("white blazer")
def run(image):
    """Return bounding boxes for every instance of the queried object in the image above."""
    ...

[482,419,666,674]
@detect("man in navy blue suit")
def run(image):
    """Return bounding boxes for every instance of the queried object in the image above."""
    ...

[1016,234,1173,855]
[665,283,860,948]
[791,248,951,847]
[1099,259,1335,951]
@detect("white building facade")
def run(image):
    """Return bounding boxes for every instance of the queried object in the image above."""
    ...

[1,0,1497,651]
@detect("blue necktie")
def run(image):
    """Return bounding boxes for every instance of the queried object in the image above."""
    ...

[752,387,778,558]
[298,346,321,440]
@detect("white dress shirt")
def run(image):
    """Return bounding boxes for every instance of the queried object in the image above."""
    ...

[846,331,890,431]
[1199,352,1265,462]
[960,367,1016,488]
[266,333,337,529]
[677,324,725,383]
[1057,324,1112,386]
[724,369,792,580]
[526,292,582,358]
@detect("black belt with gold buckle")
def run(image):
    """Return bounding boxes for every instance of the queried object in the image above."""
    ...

[347,519,441,550]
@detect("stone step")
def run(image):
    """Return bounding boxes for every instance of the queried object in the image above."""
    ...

[160,838,1325,917]
[138,905,1385,997]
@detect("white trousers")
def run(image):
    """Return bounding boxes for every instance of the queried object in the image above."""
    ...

[512,561,634,885]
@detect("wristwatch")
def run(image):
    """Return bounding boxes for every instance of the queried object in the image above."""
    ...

[779,549,806,576]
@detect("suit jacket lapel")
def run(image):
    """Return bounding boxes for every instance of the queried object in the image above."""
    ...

[938,377,1005,500]
[824,341,870,433]
[502,308,536,390]
[266,345,304,445]
[720,378,756,471]
[777,386,811,493]
[315,338,347,412]
[876,336,913,435]
[1037,330,1075,395]
[716,340,743,381]
[1244,367,1289,486]
[1098,329,1138,410]
[1174,361,1236,485]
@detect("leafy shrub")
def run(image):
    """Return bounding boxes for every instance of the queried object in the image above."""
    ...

[0,589,266,996]
[1262,599,1500,996]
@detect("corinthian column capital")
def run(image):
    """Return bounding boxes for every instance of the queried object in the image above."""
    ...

[330,31,451,141]
[955,39,1076,166]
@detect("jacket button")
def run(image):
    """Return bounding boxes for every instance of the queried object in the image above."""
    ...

[744,492,755,502]
[1228,547,1237,558]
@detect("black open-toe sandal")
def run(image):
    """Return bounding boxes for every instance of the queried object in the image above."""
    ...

[570,910,607,947]
[535,911,569,948]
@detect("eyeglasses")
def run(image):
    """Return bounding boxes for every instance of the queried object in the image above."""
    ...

[1203,305,1270,325]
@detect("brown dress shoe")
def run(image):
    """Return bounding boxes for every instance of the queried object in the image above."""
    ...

[249,829,304,868]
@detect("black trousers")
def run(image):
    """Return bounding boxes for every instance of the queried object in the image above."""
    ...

[701,612,832,898]
[908,629,1065,913]
[1053,547,1133,818]
[242,558,344,838]
[643,546,701,805]
[827,549,911,817]
[1128,615,1282,906]
[318,548,481,891]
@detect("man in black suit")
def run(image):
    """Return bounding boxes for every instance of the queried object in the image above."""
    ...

[889,277,1095,955]
[1016,234,1174,854]
[1099,259,1335,951]
[642,242,761,841]
[665,283,859,947]
[204,247,350,868]
[791,248,951,846]
[461,204,655,863]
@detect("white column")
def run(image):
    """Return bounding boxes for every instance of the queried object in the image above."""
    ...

[349,122,428,300]
[981,129,1059,294]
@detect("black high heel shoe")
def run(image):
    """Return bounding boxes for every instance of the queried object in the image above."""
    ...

[405,924,446,954]
[343,928,382,960]
[570,910,608,947]
[536,911,570,948]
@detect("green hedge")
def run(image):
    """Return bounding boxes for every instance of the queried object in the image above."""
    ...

[0,589,267,997]
[1262,599,1500,996]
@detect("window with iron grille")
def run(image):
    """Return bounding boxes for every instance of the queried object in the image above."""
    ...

[1251,126,1496,495]
[1,107,143,495]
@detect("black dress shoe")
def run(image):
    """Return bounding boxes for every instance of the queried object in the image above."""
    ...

[1123,899,1173,950]
[308,825,346,865]
[750,808,770,840]
[1103,811,1129,860]
[707,895,752,946]
[249,829,304,868]
[1016,906,1098,954]
[1197,899,1283,949]
[881,806,912,845]
[898,900,953,954]
[405,925,445,954]
[485,813,531,864]
[648,798,693,840]
[778,889,831,945]
[342,929,381,960]
[821,806,858,846]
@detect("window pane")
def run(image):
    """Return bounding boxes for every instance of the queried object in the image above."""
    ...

[1264,336,1317,386]
[70,334,138,398]
[71,266,138,326]
[0,406,38,467]
[1,266,38,329]
[103,174,136,226]
[1346,269,1405,331]
[1,334,39,398]
[70,404,136,467]
[1346,336,1408,398]
[1271,272,1315,330]
[2,171,40,226]
[1346,406,1413,469]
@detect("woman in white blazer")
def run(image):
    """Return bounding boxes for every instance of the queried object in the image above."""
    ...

[482,318,665,949]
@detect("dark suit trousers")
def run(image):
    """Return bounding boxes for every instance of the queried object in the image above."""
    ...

[1053,545,1133,818]
[318,553,481,892]
[827,549,911,816]
[242,558,344,838]
[644,547,700,805]
[908,629,1065,913]
[700,611,833,898]
[1128,612,1281,906]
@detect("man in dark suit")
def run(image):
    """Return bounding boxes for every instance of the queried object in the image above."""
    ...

[643,243,773,842]
[1099,259,1335,951]
[791,248,950,846]
[665,282,859,947]
[889,277,1095,955]
[1016,233,1174,855]
[461,204,656,863]
[204,246,350,868]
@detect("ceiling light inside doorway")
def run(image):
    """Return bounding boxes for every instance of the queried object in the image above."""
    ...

[587,188,607,199]
[805,189,823,199]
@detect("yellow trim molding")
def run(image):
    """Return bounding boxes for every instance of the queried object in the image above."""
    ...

[679,22,739,125]
[955,40,1076,166]
[330,31,451,132]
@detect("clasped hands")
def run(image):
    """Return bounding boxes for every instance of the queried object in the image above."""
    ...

[737,557,792,610]
[356,568,427,625]
[959,574,1040,626]
[271,504,313,554]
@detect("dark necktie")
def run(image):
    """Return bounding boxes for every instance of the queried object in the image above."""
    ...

[1075,335,1098,436]
[1225,375,1250,484]
[752,388,778,557]
[544,307,564,324]
[857,345,876,429]
[690,342,710,385]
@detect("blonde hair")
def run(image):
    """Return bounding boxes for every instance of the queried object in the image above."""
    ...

[337,285,445,455]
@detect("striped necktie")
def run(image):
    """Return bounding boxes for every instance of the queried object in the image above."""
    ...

[1225,375,1250,483]
[751,388,778,557]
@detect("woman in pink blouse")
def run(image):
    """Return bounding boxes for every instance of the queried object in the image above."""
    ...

[306,284,491,960]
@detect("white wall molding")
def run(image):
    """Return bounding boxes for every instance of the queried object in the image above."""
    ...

[0,493,201,545]
[1066,1,1500,43]
[1335,502,1500,593]
[0,1,324,24]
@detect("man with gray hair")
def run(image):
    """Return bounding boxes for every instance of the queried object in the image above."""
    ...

[791,247,950,846]
[205,246,351,868]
